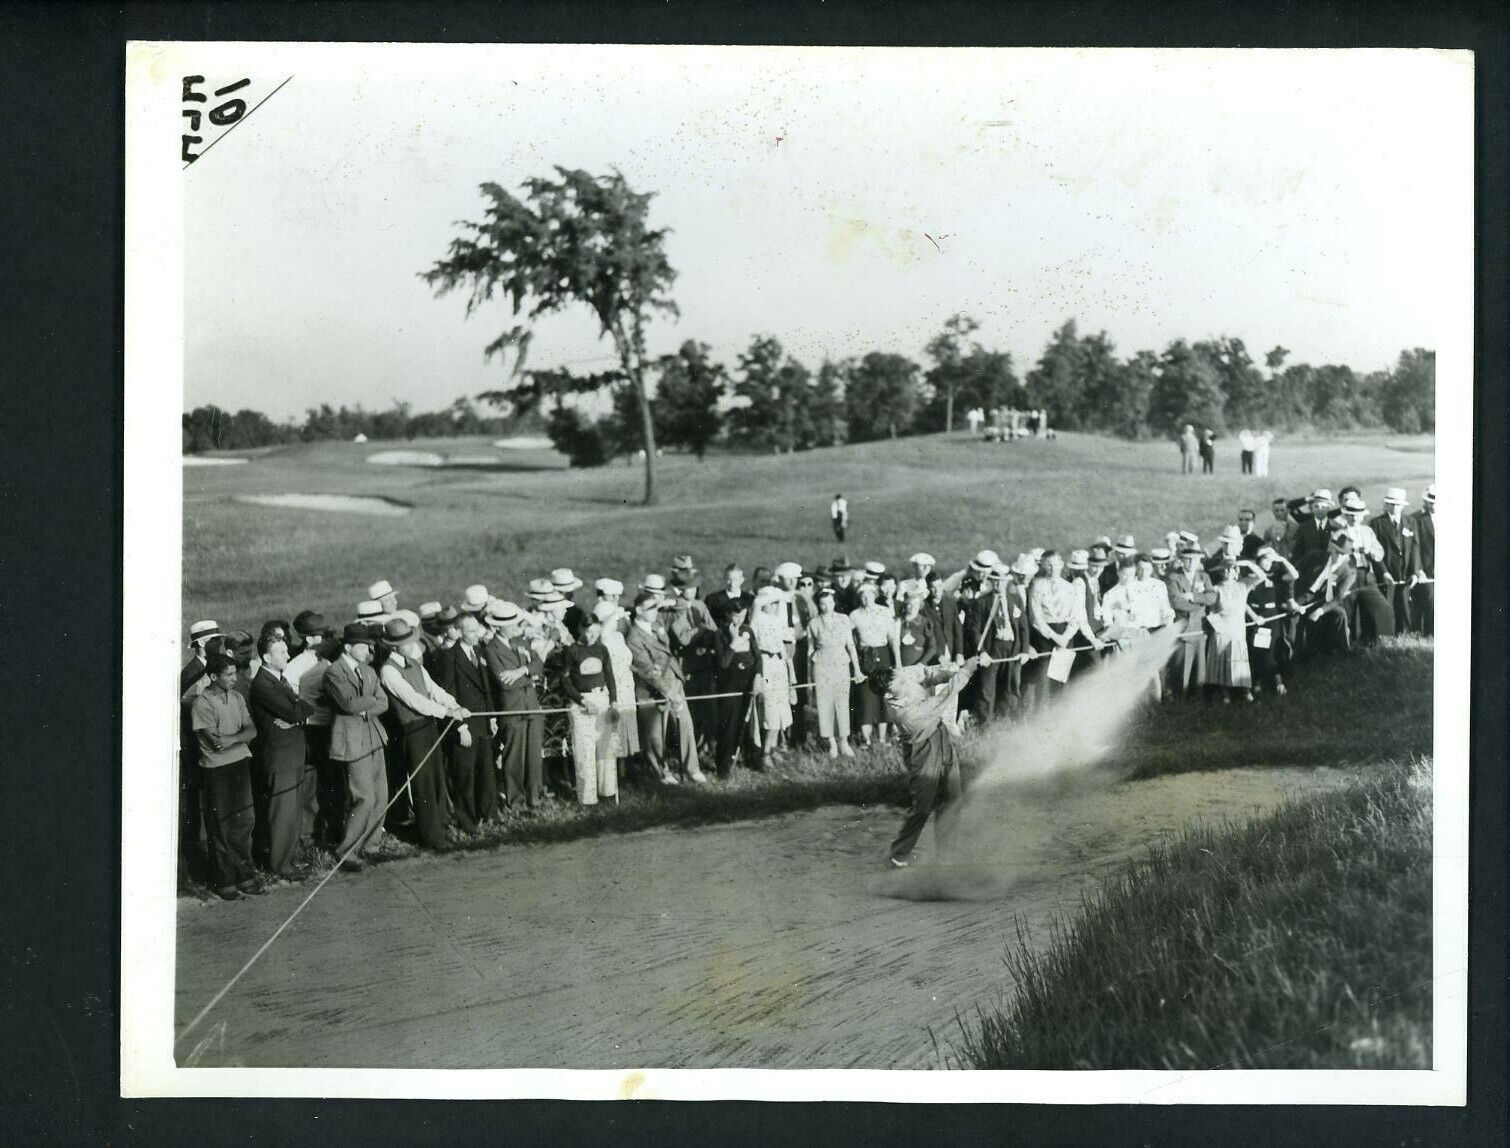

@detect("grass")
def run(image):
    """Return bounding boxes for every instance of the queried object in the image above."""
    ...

[181,428,1435,639]
[946,755,1433,1070]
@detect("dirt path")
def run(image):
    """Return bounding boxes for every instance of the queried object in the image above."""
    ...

[176,766,1351,1069]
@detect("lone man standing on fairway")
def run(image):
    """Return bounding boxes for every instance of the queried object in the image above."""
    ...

[1178,424,1198,474]
[830,493,849,542]
[874,653,988,870]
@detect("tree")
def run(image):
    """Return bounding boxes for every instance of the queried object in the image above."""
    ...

[810,359,847,446]
[845,352,922,442]
[1199,336,1266,428]
[1148,338,1227,436]
[1265,345,1290,374]
[547,406,617,468]
[730,335,814,453]
[422,167,678,504]
[1379,348,1435,433]
[654,340,726,459]
[923,313,980,435]
[1025,320,1087,430]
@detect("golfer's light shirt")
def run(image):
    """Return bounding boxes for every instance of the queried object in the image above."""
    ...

[884,664,970,746]
[830,497,848,523]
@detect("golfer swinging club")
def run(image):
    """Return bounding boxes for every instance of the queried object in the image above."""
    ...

[873,652,989,869]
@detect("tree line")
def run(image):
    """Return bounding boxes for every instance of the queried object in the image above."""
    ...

[181,396,521,454]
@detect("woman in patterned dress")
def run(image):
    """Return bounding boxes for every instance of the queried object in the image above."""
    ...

[1206,557,1264,702]
[849,580,901,745]
[806,587,862,758]
[751,587,794,751]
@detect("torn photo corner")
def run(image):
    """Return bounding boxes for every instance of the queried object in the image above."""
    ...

[123,41,1471,1103]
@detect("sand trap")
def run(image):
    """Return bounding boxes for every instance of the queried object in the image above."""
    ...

[183,456,249,467]
[237,494,410,516]
[366,450,446,467]
[176,764,1350,1070]
[494,436,554,451]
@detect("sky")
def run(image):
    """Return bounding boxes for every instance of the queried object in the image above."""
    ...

[183,46,1473,420]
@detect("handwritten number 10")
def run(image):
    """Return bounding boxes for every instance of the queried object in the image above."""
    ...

[182,76,251,163]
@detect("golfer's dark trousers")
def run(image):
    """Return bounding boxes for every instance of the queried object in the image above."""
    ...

[714,666,760,775]
[889,728,962,863]
[445,715,492,831]
[832,517,846,542]
[501,714,543,811]
[1347,571,1395,646]
[201,760,257,891]
[396,718,450,849]
[260,724,313,876]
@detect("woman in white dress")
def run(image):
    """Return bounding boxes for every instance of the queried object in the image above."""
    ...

[751,586,794,750]
[849,580,901,745]
[593,600,640,758]
[1206,557,1265,702]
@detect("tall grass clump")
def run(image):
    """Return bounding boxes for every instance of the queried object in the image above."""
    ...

[949,757,1432,1070]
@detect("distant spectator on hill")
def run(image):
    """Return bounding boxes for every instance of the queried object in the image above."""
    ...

[830,493,849,542]
[1199,429,1216,474]
[1254,430,1273,476]
[1238,428,1256,475]
[1178,424,1198,474]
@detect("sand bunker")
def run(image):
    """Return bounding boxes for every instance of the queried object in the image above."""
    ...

[366,450,446,467]
[183,456,249,467]
[494,435,554,451]
[176,764,1348,1070]
[237,494,410,516]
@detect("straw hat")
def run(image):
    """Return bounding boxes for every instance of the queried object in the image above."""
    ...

[969,549,1001,574]
[550,567,583,593]
[1422,484,1436,505]
[189,619,220,644]
[486,599,521,625]
[640,573,668,595]
[1113,534,1136,555]
[367,579,396,601]
[355,600,385,621]
[460,585,490,614]
[594,577,624,597]
[1384,487,1408,506]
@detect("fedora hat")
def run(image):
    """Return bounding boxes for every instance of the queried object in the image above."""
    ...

[671,554,697,574]
[862,560,886,579]
[292,610,326,638]
[968,548,1001,574]
[417,600,442,621]
[367,579,396,601]
[774,561,803,582]
[342,621,375,646]
[641,573,668,594]
[1219,524,1243,544]
[1341,491,1367,512]
[550,567,583,593]
[486,599,521,625]
[460,584,490,613]
[189,619,220,644]
[829,555,853,574]
[1178,543,1203,558]
[355,600,385,621]
[1150,546,1172,561]
[1310,488,1335,506]
[381,617,418,648]
[1177,530,1199,546]
[1423,484,1436,505]
[594,577,624,597]
[1384,487,1408,505]
[909,552,936,567]
[1087,543,1110,562]
[1066,549,1090,571]
[1113,534,1136,554]
[527,577,556,601]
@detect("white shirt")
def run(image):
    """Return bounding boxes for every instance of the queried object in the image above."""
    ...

[283,647,333,726]
[379,652,458,720]
[1128,576,1177,628]
[831,497,848,521]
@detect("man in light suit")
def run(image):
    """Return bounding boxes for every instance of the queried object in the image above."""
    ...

[1165,543,1219,697]
[1370,487,1420,635]
[324,623,391,872]
[626,590,708,785]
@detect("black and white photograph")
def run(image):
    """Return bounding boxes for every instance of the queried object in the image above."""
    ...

[122,42,1471,1102]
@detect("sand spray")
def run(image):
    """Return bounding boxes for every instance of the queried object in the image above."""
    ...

[876,627,1182,902]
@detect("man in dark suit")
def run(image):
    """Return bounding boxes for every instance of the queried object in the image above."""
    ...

[1236,508,1264,561]
[324,623,391,872]
[249,631,315,879]
[922,572,962,665]
[1370,487,1420,634]
[1297,532,1358,655]
[962,564,1017,724]
[830,557,862,615]
[431,610,496,832]
[1288,490,1337,577]
[704,563,754,628]
[482,599,543,815]
[1410,484,1435,635]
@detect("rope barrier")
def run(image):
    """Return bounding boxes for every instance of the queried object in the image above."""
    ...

[175,715,459,1054]
[178,567,1434,1046]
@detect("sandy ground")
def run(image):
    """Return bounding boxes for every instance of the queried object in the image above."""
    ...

[176,765,1350,1069]
[235,493,411,516]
